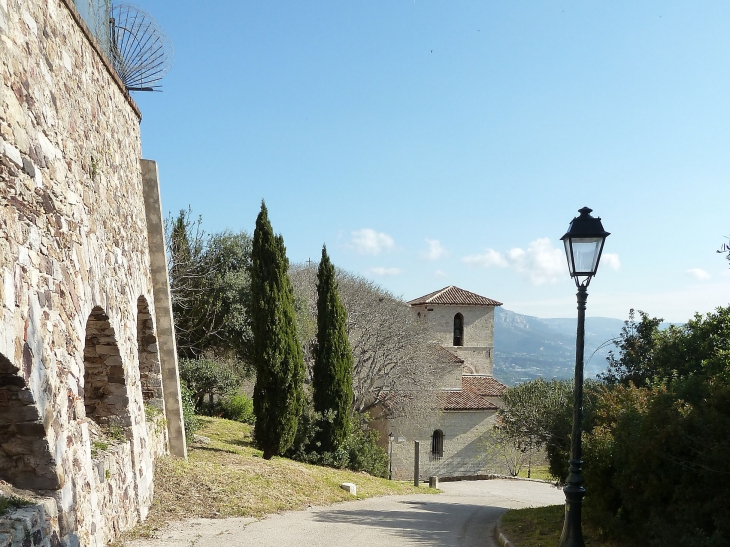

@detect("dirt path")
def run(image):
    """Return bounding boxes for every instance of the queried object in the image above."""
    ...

[127,479,563,547]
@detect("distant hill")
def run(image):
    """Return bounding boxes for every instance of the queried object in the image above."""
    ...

[493,307,626,385]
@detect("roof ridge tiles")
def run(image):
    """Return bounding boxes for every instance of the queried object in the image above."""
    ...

[407,285,503,307]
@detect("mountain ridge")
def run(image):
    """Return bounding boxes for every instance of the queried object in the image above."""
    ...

[493,307,626,385]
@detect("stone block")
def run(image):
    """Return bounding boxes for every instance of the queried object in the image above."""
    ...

[1,141,22,167]
[0,405,43,426]
[339,482,357,496]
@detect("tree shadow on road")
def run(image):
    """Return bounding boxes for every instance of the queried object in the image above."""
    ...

[312,499,504,546]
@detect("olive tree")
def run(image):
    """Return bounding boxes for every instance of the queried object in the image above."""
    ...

[165,209,253,368]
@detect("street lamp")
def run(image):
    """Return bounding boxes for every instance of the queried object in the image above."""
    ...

[558,207,610,547]
[388,432,394,480]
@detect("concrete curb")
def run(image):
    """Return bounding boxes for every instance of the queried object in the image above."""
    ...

[439,473,559,486]
[495,519,516,547]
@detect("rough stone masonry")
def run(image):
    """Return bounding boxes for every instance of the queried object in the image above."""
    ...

[0,0,186,545]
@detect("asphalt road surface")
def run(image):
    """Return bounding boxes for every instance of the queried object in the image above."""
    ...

[129,479,564,547]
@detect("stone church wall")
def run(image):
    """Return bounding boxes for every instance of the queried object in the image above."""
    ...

[387,410,500,480]
[0,0,176,544]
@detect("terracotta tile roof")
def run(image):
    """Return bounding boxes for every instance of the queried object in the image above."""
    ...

[436,346,464,364]
[407,286,503,307]
[438,390,498,411]
[461,375,508,397]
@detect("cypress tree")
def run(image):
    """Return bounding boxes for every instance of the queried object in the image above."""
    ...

[251,202,305,459]
[312,245,353,452]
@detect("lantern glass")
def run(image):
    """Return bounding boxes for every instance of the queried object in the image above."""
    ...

[570,237,604,275]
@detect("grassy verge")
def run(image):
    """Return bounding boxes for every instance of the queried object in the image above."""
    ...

[514,465,555,482]
[116,417,432,544]
[500,505,623,547]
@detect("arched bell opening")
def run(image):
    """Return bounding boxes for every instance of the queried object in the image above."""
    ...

[453,313,464,347]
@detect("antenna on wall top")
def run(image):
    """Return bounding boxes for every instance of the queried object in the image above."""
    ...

[109,3,173,92]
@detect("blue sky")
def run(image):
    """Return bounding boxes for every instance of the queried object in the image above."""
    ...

[132,1,730,322]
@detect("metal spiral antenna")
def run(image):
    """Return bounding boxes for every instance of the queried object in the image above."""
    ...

[109,4,173,92]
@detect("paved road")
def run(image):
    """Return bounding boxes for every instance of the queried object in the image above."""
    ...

[129,479,564,547]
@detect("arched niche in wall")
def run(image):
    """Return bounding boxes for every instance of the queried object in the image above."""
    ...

[137,296,163,410]
[83,307,132,428]
[0,352,60,490]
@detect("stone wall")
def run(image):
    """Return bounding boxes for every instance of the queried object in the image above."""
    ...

[0,408,165,547]
[412,305,496,375]
[0,0,180,544]
[0,498,59,547]
[388,410,501,480]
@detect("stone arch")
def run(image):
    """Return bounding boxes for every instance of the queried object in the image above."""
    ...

[453,313,464,346]
[0,352,60,490]
[137,296,163,409]
[83,307,132,427]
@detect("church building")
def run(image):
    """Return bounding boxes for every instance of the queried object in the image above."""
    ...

[383,286,508,480]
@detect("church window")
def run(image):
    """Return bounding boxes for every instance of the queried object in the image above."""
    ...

[453,313,464,346]
[431,429,444,460]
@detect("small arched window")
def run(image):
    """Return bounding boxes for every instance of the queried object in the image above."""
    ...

[431,429,444,460]
[453,313,464,346]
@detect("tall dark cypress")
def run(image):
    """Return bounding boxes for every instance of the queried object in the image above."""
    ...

[251,202,305,459]
[312,245,353,452]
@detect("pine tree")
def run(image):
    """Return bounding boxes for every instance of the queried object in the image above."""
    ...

[250,202,305,459]
[169,210,192,323]
[312,245,353,453]
[169,210,196,358]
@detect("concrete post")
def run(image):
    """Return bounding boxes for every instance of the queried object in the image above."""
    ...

[429,476,439,489]
[414,441,420,487]
[140,159,187,458]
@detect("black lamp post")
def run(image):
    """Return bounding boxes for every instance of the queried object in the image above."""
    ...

[558,207,610,547]
[388,432,394,480]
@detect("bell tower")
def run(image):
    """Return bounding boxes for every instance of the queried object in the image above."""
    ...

[408,286,502,375]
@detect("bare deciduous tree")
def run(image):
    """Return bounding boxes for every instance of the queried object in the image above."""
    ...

[290,264,455,420]
[483,427,533,477]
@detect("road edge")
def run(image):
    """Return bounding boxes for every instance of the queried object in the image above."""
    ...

[495,518,516,547]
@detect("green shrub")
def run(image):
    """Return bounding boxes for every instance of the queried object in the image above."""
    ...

[179,357,241,413]
[286,404,388,478]
[217,393,255,424]
[180,380,200,440]
[581,306,730,545]
[337,414,388,477]
[91,440,109,458]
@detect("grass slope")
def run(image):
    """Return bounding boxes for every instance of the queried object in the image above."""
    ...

[118,417,430,543]
[501,505,623,547]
